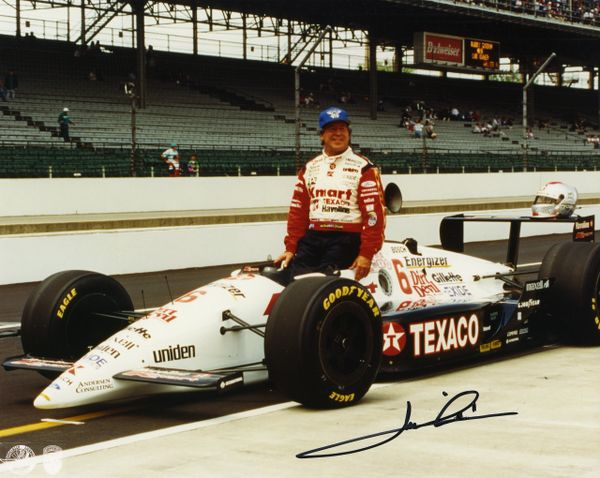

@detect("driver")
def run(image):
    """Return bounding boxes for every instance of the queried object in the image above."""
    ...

[531,181,578,218]
[275,106,386,281]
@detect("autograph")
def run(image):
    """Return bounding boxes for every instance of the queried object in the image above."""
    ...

[297,390,518,459]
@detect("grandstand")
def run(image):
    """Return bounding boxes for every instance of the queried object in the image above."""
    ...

[1,1,600,177]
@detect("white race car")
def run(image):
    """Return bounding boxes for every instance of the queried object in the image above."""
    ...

[3,211,600,409]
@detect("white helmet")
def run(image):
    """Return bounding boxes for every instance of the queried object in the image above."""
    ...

[531,181,578,218]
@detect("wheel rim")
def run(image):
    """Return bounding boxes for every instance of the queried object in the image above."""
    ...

[318,301,374,386]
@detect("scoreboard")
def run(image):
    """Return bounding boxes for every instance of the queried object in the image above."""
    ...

[414,32,500,72]
[464,38,500,70]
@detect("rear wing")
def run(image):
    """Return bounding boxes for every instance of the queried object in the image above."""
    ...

[440,214,595,267]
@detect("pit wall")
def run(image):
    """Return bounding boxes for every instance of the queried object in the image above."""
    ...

[1,172,599,285]
[2,171,600,217]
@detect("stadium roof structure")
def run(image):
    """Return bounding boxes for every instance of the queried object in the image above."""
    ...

[14,0,600,68]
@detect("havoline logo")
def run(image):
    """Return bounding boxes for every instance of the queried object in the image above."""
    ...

[153,344,196,363]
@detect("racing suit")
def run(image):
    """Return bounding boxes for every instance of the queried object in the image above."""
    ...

[284,147,386,275]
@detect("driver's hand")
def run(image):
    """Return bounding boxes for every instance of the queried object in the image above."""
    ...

[350,255,372,281]
[274,251,294,269]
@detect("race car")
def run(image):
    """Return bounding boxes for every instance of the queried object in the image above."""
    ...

[3,205,600,410]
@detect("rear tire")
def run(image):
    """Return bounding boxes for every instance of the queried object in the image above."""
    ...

[21,270,133,360]
[539,242,600,344]
[265,276,382,408]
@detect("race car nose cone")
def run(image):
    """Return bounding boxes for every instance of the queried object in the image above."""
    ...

[33,391,55,409]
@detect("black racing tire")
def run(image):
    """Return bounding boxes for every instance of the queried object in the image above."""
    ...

[21,270,133,360]
[539,242,600,344]
[265,276,382,408]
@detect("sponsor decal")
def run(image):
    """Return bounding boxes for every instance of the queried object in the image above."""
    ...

[365,282,378,293]
[322,285,380,317]
[410,270,441,297]
[175,289,206,303]
[525,279,551,292]
[309,187,352,200]
[56,287,77,319]
[322,205,351,214]
[506,337,519,344]
[519,327,529,335]
[263,292,281,316]
[153,344,196,363]
[479,339,502,353]
[382,322,407,356]
[361,180,376,188]
[224,285,246,299]
[367,212,378,227]
[328,391,355,403]
[127,326,151,339]
[404,256,449,269]
[507,330,518,337]
[343,167,359,173]
[96,343,121,358]
[431,272,463,283]
[322,197,350,206]
[76,378,113,394]
[85,354,108,369]
[442,284,472,298]
[518,298,541,309]
[409,313,479,357]
[329,163,336,170]
[67,365,84,376]
[390,244,410,254]
[147,307,178,323]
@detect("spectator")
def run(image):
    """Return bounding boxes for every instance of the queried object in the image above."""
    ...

[58,107,74,142]
[413,119,424,138]
[161,142,181,177]
[424,119,437,139]
[450,107,460,120]
[187,153,199,176]
[472,123,482,134]
[4,70,18,100]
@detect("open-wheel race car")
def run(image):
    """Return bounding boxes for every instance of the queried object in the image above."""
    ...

[3,207,600,410]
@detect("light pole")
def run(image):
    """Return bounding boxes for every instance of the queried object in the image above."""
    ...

[125,81,138,177]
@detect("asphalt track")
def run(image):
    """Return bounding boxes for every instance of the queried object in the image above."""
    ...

[0,233,571,457]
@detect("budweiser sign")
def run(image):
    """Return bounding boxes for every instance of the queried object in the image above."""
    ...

[414,32,465,67]
[425,33,463,63]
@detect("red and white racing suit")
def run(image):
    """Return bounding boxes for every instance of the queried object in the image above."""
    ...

[284,147,386,261]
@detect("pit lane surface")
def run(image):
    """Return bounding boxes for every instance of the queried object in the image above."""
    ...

[0,234,583,456]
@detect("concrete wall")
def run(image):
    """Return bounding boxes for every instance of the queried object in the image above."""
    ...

[1,171,600,216]
[1,172,599,285]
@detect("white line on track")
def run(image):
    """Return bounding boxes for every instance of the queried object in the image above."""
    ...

[0,382,394,473]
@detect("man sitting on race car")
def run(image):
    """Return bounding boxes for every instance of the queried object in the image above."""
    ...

[275,106,386,282]
[531,181,578,218]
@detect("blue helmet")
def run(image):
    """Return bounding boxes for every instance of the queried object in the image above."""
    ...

[318,107,350,131]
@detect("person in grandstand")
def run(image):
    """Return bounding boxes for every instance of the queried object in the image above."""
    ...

[274,106,386,282]
[4,70,17,100]
[58,107,74,142]
[161,142,181,177]
[187,153,199,176]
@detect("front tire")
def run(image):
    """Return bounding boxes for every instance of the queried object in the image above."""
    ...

[265,276,382,408]
[21,270,133,360]
[539,242,600,344]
